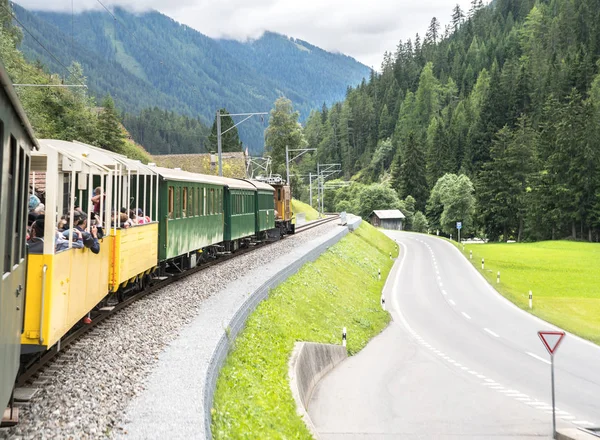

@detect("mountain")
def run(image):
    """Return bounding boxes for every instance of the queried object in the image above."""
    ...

[12,4,370,153]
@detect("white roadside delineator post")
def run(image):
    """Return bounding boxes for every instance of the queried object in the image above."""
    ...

[529,291,533,309]
[470,250,472,260]
[482,258,485,270]
[381,295,386,310]
[342,327,347,347]
[378,269,381,281]
[497,271,500,284]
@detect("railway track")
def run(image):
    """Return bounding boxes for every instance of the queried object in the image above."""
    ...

[14,215,340,391]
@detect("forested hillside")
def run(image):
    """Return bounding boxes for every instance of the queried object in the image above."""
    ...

[300,0,600,242]
[0,0,150,162]
[12,5,370,153]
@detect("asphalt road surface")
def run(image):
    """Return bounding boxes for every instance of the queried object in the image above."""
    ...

[309,232,600,439]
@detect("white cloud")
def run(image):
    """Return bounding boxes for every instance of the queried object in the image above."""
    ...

[14,0,479,68]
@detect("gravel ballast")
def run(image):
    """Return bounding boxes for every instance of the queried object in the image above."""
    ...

[0,222,341,440]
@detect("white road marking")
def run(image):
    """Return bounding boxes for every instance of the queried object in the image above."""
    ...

[449,299,456,306]
[573,421,594,426]
[526,352,551,365]
[389,238,595,430]
[476,374,486,379]
[439,282,443,287]
[527,401,548,407]
[484,328,499,338]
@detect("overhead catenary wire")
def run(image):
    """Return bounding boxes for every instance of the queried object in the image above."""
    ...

[1,2,86,87]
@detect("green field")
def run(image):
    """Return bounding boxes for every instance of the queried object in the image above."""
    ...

[459,240,600,344]
[211,222,397,439]
[292,199,320,221]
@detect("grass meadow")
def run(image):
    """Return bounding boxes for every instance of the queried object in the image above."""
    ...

[458,240,600,344]
[291,199,320,221]
[211,222,397,439]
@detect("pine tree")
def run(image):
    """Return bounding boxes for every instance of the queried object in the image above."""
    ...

[208,109,242,153]
[399,133,429,210]
[452,4,465,32]
[98,95,126,152]
[425,17,441,45]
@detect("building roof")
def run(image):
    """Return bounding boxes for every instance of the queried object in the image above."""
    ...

[370,209,406,220]
[152,152,247,178]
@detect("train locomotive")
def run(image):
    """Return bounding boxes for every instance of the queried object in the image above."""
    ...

[0,62,296,424]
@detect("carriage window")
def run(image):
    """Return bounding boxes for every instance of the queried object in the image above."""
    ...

[168,187,174,219]
[194,187,198,216]
[4,136,16,273]
[182,187,188,218]
[211,189,215,215]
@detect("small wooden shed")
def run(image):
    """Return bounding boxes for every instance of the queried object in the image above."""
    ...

[369,209,406,230]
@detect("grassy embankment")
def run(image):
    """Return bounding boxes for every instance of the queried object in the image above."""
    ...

[211,222,397,439]
[291,199,320,221]
[457,240,600,344]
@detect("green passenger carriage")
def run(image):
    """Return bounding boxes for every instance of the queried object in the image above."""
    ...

[154,167,226,266]
[245,180,275,238]
[223,178,258,248]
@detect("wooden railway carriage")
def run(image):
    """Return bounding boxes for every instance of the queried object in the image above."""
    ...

[223,178,257,249]
[22,141,114,354]
[245,179,275,238]
[41,141,160,294]
[0,61,38,422]
[154,167,226,267]
[21,140,161,354]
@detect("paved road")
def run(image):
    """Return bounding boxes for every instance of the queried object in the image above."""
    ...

[309,232,600,439]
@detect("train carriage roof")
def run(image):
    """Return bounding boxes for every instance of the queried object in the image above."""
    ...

[0,60,38,149]
[152,166,256,190]
[243,179,275,192]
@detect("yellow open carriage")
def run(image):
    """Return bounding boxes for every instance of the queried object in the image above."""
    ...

[23,140,160,352]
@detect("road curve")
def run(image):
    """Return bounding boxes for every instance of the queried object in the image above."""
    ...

[308,232,600,439]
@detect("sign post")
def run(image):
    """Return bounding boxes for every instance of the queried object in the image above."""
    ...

[456,221,462,243]
[538,330,566,439]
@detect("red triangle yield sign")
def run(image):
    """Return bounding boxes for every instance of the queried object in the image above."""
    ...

[538,331,566,355]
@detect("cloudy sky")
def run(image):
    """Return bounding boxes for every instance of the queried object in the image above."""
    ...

[14,0,478,68]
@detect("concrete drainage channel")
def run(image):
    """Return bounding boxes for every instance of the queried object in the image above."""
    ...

[203,215,362,439]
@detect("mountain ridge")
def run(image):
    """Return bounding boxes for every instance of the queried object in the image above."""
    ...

[13,4,370,153]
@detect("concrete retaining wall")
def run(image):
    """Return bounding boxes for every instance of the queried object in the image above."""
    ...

[347,215,362,231]
[203,219,364,439]
[288,342,347,439]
